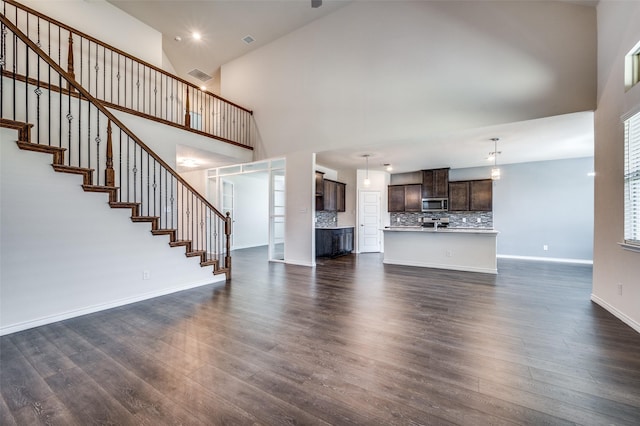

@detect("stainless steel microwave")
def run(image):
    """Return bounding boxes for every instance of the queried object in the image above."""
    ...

[422,198,448,212]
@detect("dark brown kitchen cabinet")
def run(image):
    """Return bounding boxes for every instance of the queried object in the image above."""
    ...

[449,181,470,211]
[422,168,449,199]
[448,179,493,211]
[315,171,324,196]
[388,185,406,212]
[470,179,493,211]
[388,184,422,212]
[316,173,346,212]
[316,227,354,257]
[405,184,422,212]
[323,179,337,211]
[336,182,346,212]
[315,171,325,211]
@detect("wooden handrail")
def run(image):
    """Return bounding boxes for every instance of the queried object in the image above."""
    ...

[3,0,253,115]
[0,13,228,222]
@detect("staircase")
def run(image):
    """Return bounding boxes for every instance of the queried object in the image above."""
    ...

[0,12,232,278]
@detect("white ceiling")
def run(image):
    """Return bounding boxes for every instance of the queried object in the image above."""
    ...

[107,0,351,87]
[107,0,597,173]
[317,111,594,173]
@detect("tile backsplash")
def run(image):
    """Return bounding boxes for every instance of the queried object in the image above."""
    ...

[316,211,338,227]
[390,211,493,228]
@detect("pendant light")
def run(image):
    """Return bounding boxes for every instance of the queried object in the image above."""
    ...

[363,154,371,186]
[490,138,501,180]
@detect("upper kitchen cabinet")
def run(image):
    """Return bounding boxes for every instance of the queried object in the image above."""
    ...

[336,182,346,212]
[315,171,325,196]
[448,179,493,211]
[388,185,406,212]
[316,172,346,212]
[388,184,422,212]
[422,168,450,199]
[449,181,470,211]
[470,179,492,211]
[323,179,338,211]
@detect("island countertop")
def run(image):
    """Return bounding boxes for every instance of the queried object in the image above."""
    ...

[383,226,498,274]
[383,226,498,235]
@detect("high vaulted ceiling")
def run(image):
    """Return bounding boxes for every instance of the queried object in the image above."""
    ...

[107,0,598,173]
[107,0,352,89]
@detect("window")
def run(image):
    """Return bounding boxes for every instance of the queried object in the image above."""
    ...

[624,109,640,247]
[625,41,640,90]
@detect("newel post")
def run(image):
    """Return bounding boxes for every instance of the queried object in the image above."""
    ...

[67,33,76,91]
[225,211,232,280]
[105,120,115,187]
[184,87,191,128]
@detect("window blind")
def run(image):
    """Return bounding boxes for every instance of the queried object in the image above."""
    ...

[624,110,640,246]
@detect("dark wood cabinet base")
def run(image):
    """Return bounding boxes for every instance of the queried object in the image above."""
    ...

[316,227,354,257]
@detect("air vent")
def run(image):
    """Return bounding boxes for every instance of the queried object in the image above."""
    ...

[242,35,256,45]
[187,69,212,82]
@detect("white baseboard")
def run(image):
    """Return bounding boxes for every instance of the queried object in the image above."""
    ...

[285,259,315,267]
[0,277,224,336]
[497,254,593,265]
[591,294,640,334]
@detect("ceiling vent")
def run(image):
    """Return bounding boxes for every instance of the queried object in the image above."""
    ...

[242,35,256,45]
[187,68,212,82]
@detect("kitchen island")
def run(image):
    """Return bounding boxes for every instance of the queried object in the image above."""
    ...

[383,227,498,274]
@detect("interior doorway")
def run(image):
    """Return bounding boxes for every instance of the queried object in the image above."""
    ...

[206,158,286,262]
[359,190,381,252]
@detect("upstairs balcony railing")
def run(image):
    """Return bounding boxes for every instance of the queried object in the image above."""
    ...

[1,13,232,277]
[1,0,254,150]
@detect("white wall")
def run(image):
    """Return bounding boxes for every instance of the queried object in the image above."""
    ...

[221,1,595,159]
[0,129,224,335]
[110,109,254,170]
[451,157,594,262]
[285,150,315,266]
[337,168,357,227]
[592,1,640,332]
[20,0,163,67]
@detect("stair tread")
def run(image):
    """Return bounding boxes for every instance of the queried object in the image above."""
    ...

[200,260,218,267]
[109,202,140,207]
[131,216,160,221]
[151,229,176,234]
[17,141,66,152]
[54,164,94,173]
[169,240,191,247]
[186,250,206,257]
[82,185,118,191]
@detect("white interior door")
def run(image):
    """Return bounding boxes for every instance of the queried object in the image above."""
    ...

[359,190,381,253]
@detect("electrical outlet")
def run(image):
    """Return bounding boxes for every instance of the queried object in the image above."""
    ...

[462,218,467,223]
[476,218,481,223]
[397,217,400,223]
[618,283,623,295]
[445,250,452,257]
[543,245,549,251]
[143,270,150,280]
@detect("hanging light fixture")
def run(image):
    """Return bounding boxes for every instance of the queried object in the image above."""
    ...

[490,138,501,180]
[363,154,371,186]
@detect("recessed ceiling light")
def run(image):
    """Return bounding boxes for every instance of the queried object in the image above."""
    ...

[242,35,256,45]
[192,32,201,41]
[200,85,206,91]
[174,36,182,42]
[180,158,198,168]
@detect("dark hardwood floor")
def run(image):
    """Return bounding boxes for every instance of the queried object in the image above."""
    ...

[2,247,639,425]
